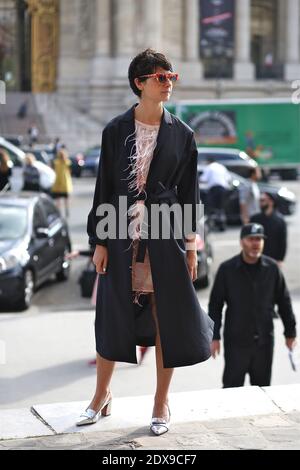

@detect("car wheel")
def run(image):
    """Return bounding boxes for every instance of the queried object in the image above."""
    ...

[195,249,213,289]
[197,273,210,289]
[56,248,70,281]
[16,269,35,310]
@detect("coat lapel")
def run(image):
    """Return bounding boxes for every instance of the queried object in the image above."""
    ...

[145,108,173,191]
[121,105,174,194]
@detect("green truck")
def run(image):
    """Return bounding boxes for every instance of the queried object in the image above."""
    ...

[169,98,300,180]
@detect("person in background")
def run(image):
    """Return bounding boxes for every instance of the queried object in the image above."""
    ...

[51,149,73,218]
[245,131,256,160]
[208,223,296,388]
[239,167,261,224]
[23,153,41,192]
[17,100,28,119]
[200,156,231,231]
[251,192,287,267]
[53,137,62,156]
[0,149,12,192]
[28,123,39,146]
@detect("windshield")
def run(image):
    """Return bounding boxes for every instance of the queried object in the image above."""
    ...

[0,205,28,240]
[198,152,240,162]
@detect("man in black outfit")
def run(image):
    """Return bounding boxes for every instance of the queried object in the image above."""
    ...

[208,223,296,388]
[250,192,287,266]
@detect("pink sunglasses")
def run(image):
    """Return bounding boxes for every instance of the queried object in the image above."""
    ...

[138,73,179,83]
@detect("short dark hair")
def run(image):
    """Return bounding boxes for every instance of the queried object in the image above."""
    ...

[249,167,258,177]
[264,191,278,206]
[128,48,173,97]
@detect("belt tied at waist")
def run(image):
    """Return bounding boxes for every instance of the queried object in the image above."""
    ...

[135,183,178,263]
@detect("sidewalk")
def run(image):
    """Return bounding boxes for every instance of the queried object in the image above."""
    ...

[1,384,300,450]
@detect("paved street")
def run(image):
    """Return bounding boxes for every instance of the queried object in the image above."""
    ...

[0,177,299,409]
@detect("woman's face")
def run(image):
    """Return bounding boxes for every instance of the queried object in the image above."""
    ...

[135,67,175,103]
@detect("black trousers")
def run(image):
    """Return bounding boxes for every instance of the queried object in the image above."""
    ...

[208,185,227,212]
[207,185,227,230]
[223,339,274,388]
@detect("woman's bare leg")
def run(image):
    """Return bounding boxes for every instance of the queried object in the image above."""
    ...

[64,197,70,218]
[89,353,115,411]
[55,197,61,211]
[150,294,174,418]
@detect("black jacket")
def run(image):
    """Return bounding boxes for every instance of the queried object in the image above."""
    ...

[0,168,11,191]
[208,254,296,346]
[251,211,287,261]
[87,105,213,368]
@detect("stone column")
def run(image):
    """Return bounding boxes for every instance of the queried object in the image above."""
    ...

[180,0,203,83]
[284,0,300,80]
[94,0,111,57]
[234,0,255,80]
[57,0,79,90]
[89,0,112,83]
[143,0,162,50]
[184,0,198,61]
[110,0,136,79]
[277,0,286,65]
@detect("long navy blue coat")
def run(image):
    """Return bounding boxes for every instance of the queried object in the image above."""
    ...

[87,105,213,368]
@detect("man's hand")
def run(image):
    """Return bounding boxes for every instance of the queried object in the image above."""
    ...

[286,337,297,351]
[65,250,80,260]
[93,245,108,274]
[186,250,198,281]
[211,340,221,358]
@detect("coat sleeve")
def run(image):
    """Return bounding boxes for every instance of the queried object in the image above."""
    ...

[275,266,297,338]
[87,127,114,247]
[177,133,200,237]
[208,264,227,340]
[278,218,287,261]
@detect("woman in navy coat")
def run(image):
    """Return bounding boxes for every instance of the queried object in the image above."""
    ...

[77,49,213,434]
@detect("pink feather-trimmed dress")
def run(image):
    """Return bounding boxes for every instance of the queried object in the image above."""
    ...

[129,120,160,305]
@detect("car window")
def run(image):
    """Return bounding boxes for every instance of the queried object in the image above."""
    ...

[41,198,60,226]
[0,145,22,167]
[0,205,27,240]
[198,152,240,161]
[86,149,100,159]
[33,204,47,229]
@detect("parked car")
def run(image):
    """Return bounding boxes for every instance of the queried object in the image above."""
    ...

[0,192,71,310]
[21,146,52,166]
[3,135,24,147]
[83,146,100,175]
[69,152,85,177]
[0,137,55,191]
[199,170,296,224]
[198,147,258,179]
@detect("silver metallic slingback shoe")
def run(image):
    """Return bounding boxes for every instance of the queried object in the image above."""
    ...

[76,393,112,426]
[150,405,171,436]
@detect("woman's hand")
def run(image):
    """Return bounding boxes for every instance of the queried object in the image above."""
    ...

[186,250,198,282]
[211,340,221,359]
[93,245,108,274]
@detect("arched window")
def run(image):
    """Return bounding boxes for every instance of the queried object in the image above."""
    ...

[0,0,31,91]
[251,0,283,79]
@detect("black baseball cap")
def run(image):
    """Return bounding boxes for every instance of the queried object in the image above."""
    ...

[262,191,278,204]
[240,223,266,239]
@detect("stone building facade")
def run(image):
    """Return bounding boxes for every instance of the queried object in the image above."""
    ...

[1,0,300,135]
[58,0,300,122]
